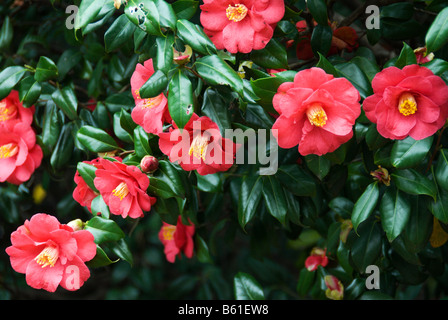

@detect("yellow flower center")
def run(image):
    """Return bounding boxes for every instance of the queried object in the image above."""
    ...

[34,245,59,268]
[112,182,129,201]
[162,225,176,241]
[398,92,417,116]
[0,101,17,122]
[142,94,163,109]
[306,103,328,127]
[188,134,209,161]
[0,143,19,159]
[226,3,248,22]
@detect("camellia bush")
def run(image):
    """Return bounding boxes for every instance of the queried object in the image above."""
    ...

[2,0,448,300]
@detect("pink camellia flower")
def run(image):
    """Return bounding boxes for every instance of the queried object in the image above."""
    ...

[0,122,43,185]
[158,113,239,175]
[324,275,344,300]
[272,67,361,156]
[200,0,285,54]
[0,90,34,127]
[363,65,448,140]
[5,213,96,292]
[158,216,195,263]
[130,58,171,134]
[73,157,121,213]
[304,247,328,271]
[93,158,156,219]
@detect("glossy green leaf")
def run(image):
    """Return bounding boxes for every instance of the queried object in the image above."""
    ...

[201,88,232,135]
[391,169,437,200]
[250,38,288,69]
[133,126,152,158]
[435,149,448,191]
[104,14,136,52]
[234,272,265,300]
[176,19,217,56]
[75,0,107,31]
[380,188,411,242]
[125,0,163,36]
[90,195,111,219]
[41,101,62,150]
[350,220,382,272]
[394,42,417,69]
[262,176,287,225]
[431,187,448,224]
[351,182,379,232]
[85,216,125,244]
[50,122,74,170]
[154,33,174,74]
[296,267,316,296]
[307,0,328,25]
[168,69,194,129]
[305,154,331,180]
[0,16,13,52]
[0,66,26,100]
[195,55,243,95]
[18,76,41,108]
[139,69,168,99]
[34,56,58,82]
[390,136,433,169]
[172,0,198,20]
[238,175,263,229]
[310,24,332,57]
[426,6,448,53]
[76,125,120,152]
[77,162,98,193]
[52,86,78,120]
[276,164,316,197]
[86,245,118,268]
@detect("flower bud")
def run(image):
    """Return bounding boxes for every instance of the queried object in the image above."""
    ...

[140,155,159,173]
[324,275,344,300]
[67,219,84,231]
[370,165,390,186]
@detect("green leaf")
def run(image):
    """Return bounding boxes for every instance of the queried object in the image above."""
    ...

[390,136,433,169]
[50,122,74,170]
[110,238,134,266]
[57,49,83,81]
[195,172,222,193]
[90,195,111,219]
[77,162,98,193]
[125,0,163,36]
[168,69,194,129]
[250,76,284,113]
[195,55,243,95]
[394,42,417,69]
[75,0,107,31]
[139,69,168,99]
[296,268,316,296]
[335,62,372,99]
[0,66,26,100]
[41,101,62,149]
[201,88,232,135]
[304,154,331,180]
[18,76,41,108]
[307,0,328,25]
[195,235,213,263]
[276,164,316,197]
[435,149,448,191]
[426,6,448,53]
[147,160,185,199]
[351,182,379,232]
[380,188,411,242]
[350,220,382,272]
[402,195,433,253]
[250,39,288,69]
[310,24,332,57]
[113,109,136,144]
[76,125,119,152]
[172,0,198,20]
[51,86,78,120]
[85,216,125,244]
[391,169,437,200]
[154,33,174,74]
[104,14,136,52]
[234,272,265,300]
[153,0,177,30]
[0,16,13,52]
[262,176,287,225]
[176,19,217,56]
[34,56,58,82]
[86,245,118,268]
[316,53,340,77]
[238,175,263,229]
[133,126,152,158]
[431,187,448,224]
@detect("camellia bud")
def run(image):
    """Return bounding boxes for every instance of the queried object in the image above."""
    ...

[140,155,159,173]
[324,275,344,300]
[67,219,84,231]
[370,165,390,186]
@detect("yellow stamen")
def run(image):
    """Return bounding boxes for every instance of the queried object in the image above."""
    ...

[226,4,248,22]
[112,182,129,201]
[141,94,163,109]
[34,245,59,268]
[0,143,19,159]
[306,103,328,127]
[162,225,176,241]
[398,92,417,116]
[0,101,17,122]
[188,134,209,161]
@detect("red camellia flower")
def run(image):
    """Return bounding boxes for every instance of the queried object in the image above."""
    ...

[93,158,156,219]
[158,113,238,175]
[304,247,328,271]
[5,213,96,292]
[363,65,448,140]
[200,0,285,53]
[73,157,121,213]
[272,67,361,156]
[0,90,34,127]
[130,58,171,135]
[158,216,195,263]
[0,122,43,185]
